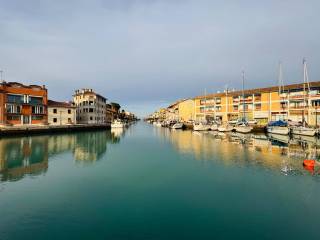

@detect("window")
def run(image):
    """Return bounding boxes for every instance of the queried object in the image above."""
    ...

[32,115,43,120]
[53,118,57,123]
[53,109,57,114]
[7,94,23,104]
[7,115,20,121]
[6,104,21,113]
[68,109,71,114]
[32,106,43,114]
[68,118,72,123]
[89,108,94,112]
[90,117,93,120]
[255,104,261,111]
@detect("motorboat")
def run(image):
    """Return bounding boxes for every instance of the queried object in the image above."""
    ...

[267,120,289,135]
[291,126,316,136]
[171,122,183,129]
[111,119,125,128]
[193,122,211,131]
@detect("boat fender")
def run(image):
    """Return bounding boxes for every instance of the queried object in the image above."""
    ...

[303,159,316,167]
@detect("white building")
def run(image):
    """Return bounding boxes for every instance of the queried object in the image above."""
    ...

[48,100,76,125]
[73,89,107,124]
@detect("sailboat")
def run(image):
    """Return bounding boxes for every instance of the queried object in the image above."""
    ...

[234,71,253,133]
[291,59,316,136]
[193,89,211,131]
[267,62,290,135]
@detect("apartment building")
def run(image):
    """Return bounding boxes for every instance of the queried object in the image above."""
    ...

[73,89,107,124]
[194,81,320,125]
[0,82,48,126]
[48,100,76,125]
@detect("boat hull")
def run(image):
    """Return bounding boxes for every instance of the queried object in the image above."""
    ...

[234,126,252,133]
[291,127,316,136]
[267,126,289,135]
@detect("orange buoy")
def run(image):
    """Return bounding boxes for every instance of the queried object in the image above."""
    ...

[303,159,316,167]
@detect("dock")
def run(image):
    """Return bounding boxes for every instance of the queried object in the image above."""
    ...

[0,124,111,136]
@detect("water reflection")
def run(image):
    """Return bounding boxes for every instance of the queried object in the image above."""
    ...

[0,129,126,182]
[154,127,320,176]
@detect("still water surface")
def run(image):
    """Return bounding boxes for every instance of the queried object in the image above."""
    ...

[0,123,320,239]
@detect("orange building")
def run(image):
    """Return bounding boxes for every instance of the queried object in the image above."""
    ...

[0,82,48,126]
[194,81,320,126]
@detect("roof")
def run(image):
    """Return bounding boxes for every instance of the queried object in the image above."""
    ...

[194,81,320,99]
[48,100,75,108]
[0,81,46,90]
[73,88,107,101]
[167,99,187,109]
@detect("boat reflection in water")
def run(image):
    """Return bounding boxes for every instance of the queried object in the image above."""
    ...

[0,129,126,182]
[154,127,320,176]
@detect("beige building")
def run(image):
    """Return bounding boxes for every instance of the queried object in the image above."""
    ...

[73,89,107,124]
[48,100,76,125]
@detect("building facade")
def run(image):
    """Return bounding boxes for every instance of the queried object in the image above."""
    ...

[0,82,48,126]
[178,99,195,122]
[194,81,320,126]
[48,100,76,125]
[73,89,107,124]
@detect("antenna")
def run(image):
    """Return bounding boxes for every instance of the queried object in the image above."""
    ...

[0,69,3,83]
[278,61,284,94]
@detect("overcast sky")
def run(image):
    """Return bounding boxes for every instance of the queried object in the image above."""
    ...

[0,0,319,116]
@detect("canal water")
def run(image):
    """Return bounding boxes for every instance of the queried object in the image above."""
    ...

[1,122,320,239]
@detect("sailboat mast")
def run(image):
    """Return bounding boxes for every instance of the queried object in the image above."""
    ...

[242,71,245,122]
[278,62,284,94]
[204,88,207,122]
[303,59,306,126]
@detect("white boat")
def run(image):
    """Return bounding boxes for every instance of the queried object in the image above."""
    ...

[234,72,253,134]
[291,126,316,136]
[111,119,125,128]
[234,123,253,133]
[267,126,290,135]
[218,124,233,132]
[291,60,316,137]
[171,122,183,129]
[210,123,219,131]
[193,122,211,131]
[155,122,162,127]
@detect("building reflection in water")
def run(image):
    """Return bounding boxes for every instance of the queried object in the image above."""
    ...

[154,127,320,176]
[0,136,49,182]
[0,129,125,182]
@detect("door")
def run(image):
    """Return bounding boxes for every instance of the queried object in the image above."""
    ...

[23,115,30,124]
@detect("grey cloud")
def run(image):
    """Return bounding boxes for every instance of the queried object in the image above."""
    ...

[0,0,319,116]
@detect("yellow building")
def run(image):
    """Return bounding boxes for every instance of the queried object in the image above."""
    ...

[194,81,320,126]
[178,99,195,122]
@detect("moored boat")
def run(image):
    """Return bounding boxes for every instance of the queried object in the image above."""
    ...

[193,122,211,131]
[171,122,183,129]
[234,123,253,133]
[291,126,316,136]
[267,120,289,135]
[218,124,233,132]
[111,119,125,128]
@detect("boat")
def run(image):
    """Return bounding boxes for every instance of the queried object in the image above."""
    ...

[111,119,125,128]
[234,71,253,134]
[193,122,211,131]
[171,122,183,129]
[155,122,162,127]
[267,120,289,135]
[291,59,316,137]
[210,123,219,131]
[218,124,233,132]
[291,126,316,136]
[234,122,253,133]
